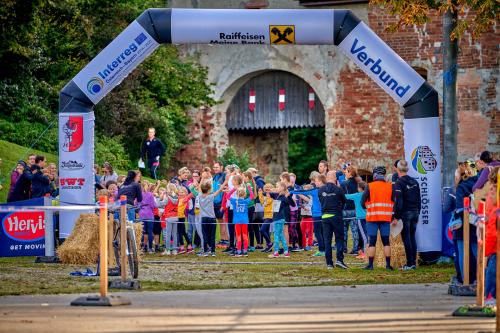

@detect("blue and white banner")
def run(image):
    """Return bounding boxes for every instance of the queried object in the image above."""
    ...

[171,9,334,45]
[58,112,95,238]
[0,198,46,257]
[73,20,159,104]
[404,117,442,252]
[338,22,425,106]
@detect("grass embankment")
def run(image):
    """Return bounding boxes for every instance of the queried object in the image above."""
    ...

[0,252,454,296]
[0,140,58,202]
[0,140,155,202]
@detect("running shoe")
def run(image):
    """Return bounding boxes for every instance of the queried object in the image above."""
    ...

[248,247,255,252]
[211,252,216,257]
[222,247,233,253]
[235,251,243,257]
[268,252,280,258]
[335,261,348,269]
[290,247,302,252]
[196,251,205,257]
[243,251,248,257]
[162,250,171,256]
[312,251,324,257]
[172,250,178,255]
[363,265,373,270]
[348,250,358,256]
[283,251,290,258]
[327,265,334,270]
[263,246,273,253]
[355,251,366,260]
[304,246,312,251]
[255,245,264,250]
[485,295,496,307]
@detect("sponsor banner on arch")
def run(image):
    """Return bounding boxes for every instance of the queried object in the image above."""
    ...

[0,198,46,257]
[58,112,95,238]
[72,20,159,104]
[337,21,425,106]
[170,9,334,45]
[403,117,442,253]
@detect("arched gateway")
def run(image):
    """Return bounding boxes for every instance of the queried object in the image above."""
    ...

[58,9,441,255]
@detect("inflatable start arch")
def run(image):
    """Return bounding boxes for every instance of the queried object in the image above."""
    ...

[58,9,441,254]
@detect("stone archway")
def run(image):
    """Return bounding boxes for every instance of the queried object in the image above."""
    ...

[225,70,325,181]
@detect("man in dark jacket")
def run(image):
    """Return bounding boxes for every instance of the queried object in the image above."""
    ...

[30,164,50,198]
[318,171,348,269]
[140,127,165,179]
[394,160,421,270]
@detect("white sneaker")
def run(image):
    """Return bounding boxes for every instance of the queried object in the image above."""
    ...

[172,250,178,255]
[162,250,171,256]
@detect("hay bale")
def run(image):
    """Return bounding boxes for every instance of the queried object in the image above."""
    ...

[374,232,407,268]
[57,214,143,265]
[58,214,100,265]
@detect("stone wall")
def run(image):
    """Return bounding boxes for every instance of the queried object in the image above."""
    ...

[169,0,499,177]
[229,129,288,182]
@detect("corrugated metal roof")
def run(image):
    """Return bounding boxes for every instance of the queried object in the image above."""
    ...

[226,71,325,130]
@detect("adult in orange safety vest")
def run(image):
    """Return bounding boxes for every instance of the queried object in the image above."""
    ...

[361,166,397,270]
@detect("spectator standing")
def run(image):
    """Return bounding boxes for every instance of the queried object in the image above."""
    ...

[118,170,143,221]
[8,161,33,202]
[140,127,166,179]
[318,160,329,176]
[318,171,348,269]
[472,151,499,192]
[139,182,157,253]
[27,154,36,167]
[341,165,359,255]
[212,161,228,245]
[394,160,421,270]
[361,166,396,270]
[100,162,118,188]
[7,161,25,200]
[31,156,50,198]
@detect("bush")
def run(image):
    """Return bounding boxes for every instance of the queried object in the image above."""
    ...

[218,146,253,172]
[0,119,58,154]
[95,135,131,171]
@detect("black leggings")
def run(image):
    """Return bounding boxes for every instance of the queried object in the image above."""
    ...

[228,209,235,249]
[248,207,260,247]
[177,218,190,246]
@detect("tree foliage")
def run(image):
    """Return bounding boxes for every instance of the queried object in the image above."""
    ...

[0,0,214,170]
[218,146,253,172]
[370,0,499,40]
[288,127,326,185]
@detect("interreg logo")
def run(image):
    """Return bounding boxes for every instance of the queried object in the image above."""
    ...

[87,77,103,95]
[349,38,411,99]
[411,146,437,175]
[96,33,147,81]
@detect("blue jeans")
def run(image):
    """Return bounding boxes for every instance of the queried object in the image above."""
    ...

[457,240,478,283]
[357,219,367,252]
[485,254,496,298]
[313,217,324,252]
[259,218,272,246]
[343,210,358,252]
[273,220,288,253]
[127,208,136,222]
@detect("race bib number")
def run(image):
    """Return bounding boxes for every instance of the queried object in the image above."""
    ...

[272,200,281,213]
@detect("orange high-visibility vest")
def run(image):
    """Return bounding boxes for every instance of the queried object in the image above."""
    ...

[365,181,394,222]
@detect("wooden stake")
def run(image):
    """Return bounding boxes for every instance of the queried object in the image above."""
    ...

[476,201,486,307]
[463,197,470,285]
[99,196,108,297]
[120,195,127,282]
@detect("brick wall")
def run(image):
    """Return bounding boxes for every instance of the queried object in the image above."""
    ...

[171,5,498,177]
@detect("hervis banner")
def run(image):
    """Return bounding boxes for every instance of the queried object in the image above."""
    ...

[59,9,441,254]
[0,198,46,257]
[58,112,95,238]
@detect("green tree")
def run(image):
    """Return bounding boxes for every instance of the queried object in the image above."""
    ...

[218,146,252,172]
[288,127,326,185]
[0,0,215,173]
[369,0,499,187]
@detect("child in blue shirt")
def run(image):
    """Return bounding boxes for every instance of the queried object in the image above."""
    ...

[345,181,368,259]
[229,185,254,256]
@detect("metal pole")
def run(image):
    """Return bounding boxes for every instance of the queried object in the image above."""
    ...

[99,196,108,297]
[120,195,127,282]
[463,197,470,285]
[43,197,54,257]
[476,201,486,307]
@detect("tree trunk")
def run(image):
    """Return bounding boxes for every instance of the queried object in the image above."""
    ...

[442,7,458,188]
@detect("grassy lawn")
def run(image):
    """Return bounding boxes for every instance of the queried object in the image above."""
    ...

[0,251,454,296]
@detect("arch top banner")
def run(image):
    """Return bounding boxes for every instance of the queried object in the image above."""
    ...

[170,9,334,45]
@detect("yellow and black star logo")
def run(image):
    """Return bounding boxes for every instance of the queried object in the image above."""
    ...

[269,25,295,45]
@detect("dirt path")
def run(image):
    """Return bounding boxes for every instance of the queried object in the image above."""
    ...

[0,283,493,332]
